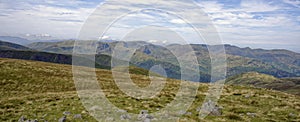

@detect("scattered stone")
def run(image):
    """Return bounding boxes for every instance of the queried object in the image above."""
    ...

[289,113,296,117]
[145,114,154,119]
[120,114,131,120]
[140,110,148,115]
[32,119,38,122]
[186,112,192,116]
[200,100,223,116]
[144,118,151,122]
[73,114,82,119]
[58,116,66,122]
[246,112,257,117]
[63,111,71,115]
[138,110,154,121]
[116,109,127,113]
[18,116,26,122]
[210,106,222,116]
[245,94,251,98]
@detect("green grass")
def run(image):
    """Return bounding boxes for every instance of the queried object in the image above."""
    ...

[0,58,299,121]
[226,72,300,95]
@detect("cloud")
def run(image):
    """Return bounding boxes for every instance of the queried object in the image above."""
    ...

[170,19,186,24]
[0,1,96,39]
[194,0,300,52]
[240,0,280,12]
[282,0,300,8]
[0,0,299,52]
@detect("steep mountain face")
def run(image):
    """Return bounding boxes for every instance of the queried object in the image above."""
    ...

[226,72,300,95]
[0,40,31,51]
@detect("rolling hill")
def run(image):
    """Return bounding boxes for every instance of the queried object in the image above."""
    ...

[226,72,300,95]
[0,40,31,51]
[0,58,299,121]
[0,36,32,45]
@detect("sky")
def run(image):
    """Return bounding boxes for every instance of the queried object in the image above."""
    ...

[0,0,299,52]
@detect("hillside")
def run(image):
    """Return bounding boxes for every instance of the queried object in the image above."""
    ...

[0,58,299,121]
[27,40,300,81]
[226,72,300,95]
[0,36,32,45]
[0,40,31,51]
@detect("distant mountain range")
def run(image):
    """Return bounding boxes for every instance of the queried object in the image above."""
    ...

[0,36,33,45]
[27,40,300,81]
[1,39,300,82]
[0,36,73,45]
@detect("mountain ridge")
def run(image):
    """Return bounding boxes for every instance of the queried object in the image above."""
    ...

[27,40,300,80]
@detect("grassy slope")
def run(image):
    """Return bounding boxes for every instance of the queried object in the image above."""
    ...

[0,58,299,121]
[226,72,300,95]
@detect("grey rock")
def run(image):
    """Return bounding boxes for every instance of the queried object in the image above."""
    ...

[210,106,222,116]
[144,118,151,122]
[32,119,38,122]
[116,109,127,113]
[138,110,154,121]
[58,116,66,122]
[18,116,26,122]
[246,112,257,117]
[73,114,82,119]
[289,113,296,117]
[120,114,131,120]
[140,110,148,114]
[145,114,154,119]
[186,112,192,116]
[138,110,148,120]
[200,100,223,116]
[63,111,71,115]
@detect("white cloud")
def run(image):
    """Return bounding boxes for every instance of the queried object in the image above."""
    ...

[240,0,280,12]
[0,0,299,52]
[0,1,95,39]
[282,0,300,8]
[170,19,186,24]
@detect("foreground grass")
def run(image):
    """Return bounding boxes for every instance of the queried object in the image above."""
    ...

[0,58,299,121]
